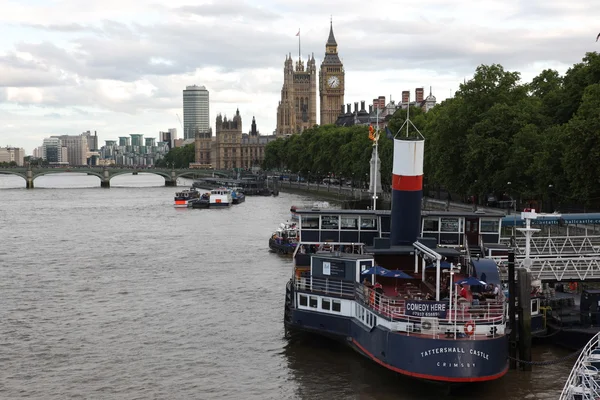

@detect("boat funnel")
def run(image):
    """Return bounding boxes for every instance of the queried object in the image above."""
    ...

[390,137,424,246]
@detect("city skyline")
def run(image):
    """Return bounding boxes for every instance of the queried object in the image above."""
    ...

[0,0,597,153]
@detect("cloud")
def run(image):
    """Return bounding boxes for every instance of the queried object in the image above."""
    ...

[177,1,277,20]
[0,0,598,154]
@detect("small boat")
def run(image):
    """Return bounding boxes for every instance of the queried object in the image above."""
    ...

[190,192,210,209]
[559,331,600,399]
[174,188,200,208]
[210,187,232,207]
[231,187,246,204]
[269,222,299,254]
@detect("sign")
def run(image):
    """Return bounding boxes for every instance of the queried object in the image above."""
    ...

[323,261,331,275]
[328,260,346,278]
[405,300,448,318]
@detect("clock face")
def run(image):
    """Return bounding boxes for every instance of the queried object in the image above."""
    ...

[327,76,340,88]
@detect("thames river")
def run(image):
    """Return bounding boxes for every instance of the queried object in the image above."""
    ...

[0,173,573,399]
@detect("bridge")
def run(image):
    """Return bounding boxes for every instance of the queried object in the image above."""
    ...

[0,166,232,188]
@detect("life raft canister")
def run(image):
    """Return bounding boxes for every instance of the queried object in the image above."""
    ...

[464,320,476,336]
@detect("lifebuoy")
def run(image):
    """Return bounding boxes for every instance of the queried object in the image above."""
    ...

[422,321,432,331]
[464,320,476,336]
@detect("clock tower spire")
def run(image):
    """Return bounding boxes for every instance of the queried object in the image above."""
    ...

[319,18,344,125]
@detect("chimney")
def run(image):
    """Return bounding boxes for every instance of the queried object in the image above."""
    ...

[360,101,365,111]
[346,104,351,114]
[369,105,373,113]
[354,102,358,113]
[402,91,410,104]
[341,105,345,115]
[415,87,424,103]
[390,136,424,247]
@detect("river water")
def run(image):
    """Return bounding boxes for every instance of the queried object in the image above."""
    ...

[0,173,573,399]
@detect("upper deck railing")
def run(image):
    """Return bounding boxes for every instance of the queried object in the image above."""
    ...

[294,276,506,339]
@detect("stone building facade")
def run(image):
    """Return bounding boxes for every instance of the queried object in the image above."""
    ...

[193,111,276,169]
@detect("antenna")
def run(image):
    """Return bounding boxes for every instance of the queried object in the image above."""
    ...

[394,93,424,140]
[176,114,183,135]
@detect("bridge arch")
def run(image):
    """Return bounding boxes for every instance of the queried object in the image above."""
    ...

[33,170,104,181]
[0,171,27,181]
[109,170,171,181]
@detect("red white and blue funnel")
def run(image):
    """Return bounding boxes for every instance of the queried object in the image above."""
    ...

[390,138,425,246]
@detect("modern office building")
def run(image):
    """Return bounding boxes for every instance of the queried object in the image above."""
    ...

[42,138,68,164]
[51,134,89,165]
[0,147,25,166]
[183,85,210,140]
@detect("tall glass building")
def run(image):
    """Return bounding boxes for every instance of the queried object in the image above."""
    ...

[183,85,210,140]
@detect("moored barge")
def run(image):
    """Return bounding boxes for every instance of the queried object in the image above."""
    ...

[284,135,509,383]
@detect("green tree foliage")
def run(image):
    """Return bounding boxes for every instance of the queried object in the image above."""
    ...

[263,52,600,209]
[156,144,195,168]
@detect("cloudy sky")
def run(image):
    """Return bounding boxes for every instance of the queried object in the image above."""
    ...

[0,0,597,154]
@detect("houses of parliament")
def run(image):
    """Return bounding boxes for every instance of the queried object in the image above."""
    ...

[276,21,344,135]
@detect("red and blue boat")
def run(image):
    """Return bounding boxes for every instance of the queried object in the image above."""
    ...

[283,134,509,383]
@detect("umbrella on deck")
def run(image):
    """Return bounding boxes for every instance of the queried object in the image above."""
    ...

[361,265,391,276]
[455,277,486,286]
[389,270,414,279]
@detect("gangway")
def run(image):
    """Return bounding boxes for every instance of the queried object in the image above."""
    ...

[492,210,600,282]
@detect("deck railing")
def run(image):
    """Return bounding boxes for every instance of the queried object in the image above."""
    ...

[294,276,506,338]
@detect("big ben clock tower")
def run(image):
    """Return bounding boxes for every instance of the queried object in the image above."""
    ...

[319,20,344,125]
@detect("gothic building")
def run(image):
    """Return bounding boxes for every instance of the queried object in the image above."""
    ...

[276,53,317,136]
[319,21,345,125]
[214,110,243,170]
[193,111,276,170]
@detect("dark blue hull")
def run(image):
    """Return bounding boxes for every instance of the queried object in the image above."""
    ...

[269,239,297,255]
[286,309,508,383]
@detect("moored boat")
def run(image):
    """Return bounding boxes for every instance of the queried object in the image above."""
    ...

[283,133,508,383]
[210,187,232,207]
[174,188,200,208]
[231,187,246,204]
[190,192,210,209]
[269,222,299,254]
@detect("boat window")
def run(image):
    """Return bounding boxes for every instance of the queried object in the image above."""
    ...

[299,294,308,306]
[341,216,359,230]
[332,300,341,312]
[440,217,459,232]
[301,215,319,229]
[321,215,339,230]
[481,218,500,233]
[373,316,377,326]
[322,298,331,310]
[309,296,318,308]
[360,217,377,230]
[423,217,439,232]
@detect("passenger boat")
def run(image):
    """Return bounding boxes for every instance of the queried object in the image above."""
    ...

[209,187,232,207]
[283,135,509,383]
[559,331,600,399]
[174,188,200,208]
[269,222,299,254]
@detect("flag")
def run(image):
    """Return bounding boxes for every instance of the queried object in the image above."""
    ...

[296,29,300,37]
[368,125,375,141]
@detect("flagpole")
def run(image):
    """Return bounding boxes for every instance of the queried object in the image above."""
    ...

[298,28,301,61]
[373,108,379,211]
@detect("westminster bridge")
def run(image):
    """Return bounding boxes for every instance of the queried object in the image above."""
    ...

[0,166,231,188]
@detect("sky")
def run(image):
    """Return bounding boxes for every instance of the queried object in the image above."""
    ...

[0,0,598,154]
